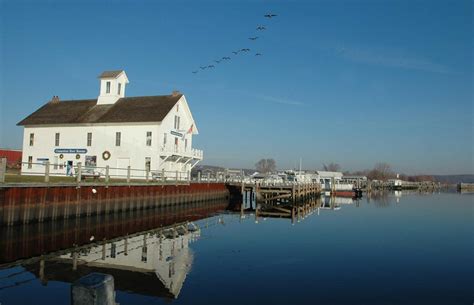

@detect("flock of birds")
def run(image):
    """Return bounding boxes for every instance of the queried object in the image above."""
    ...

[191,13,278,74]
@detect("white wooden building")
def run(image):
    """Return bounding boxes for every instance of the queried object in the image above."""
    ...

[315,171,343,191]
[17,70,203,179]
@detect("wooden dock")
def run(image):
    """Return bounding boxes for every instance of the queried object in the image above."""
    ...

[227,181,321,204]
[226,181,321,224]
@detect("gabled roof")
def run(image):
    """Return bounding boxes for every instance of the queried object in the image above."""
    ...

[98,70,125,78]
[17,94,183,126]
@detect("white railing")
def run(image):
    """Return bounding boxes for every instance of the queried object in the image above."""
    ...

[191,148,203,159]
[215,175,320,187]
[4,161,192,185]
[160,146,203,160]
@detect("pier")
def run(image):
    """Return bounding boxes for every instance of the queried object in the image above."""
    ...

[227,181,321,205]
[226,180,322,225]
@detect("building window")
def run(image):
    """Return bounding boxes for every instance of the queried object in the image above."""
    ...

[174,115,180,130]
[53,156,59,170]
[174,137,178,152]
[106,81,111,93]
[55,133,60,146]
[117,83,121,95]
[185,139,188,151]
[176,104,179,112]
[87,132,92,146]
[29,133,34,146]
[145,157,151,172]
[146,131,152,146]
[163,133,167,145]
[116,132,121,146]
[28,156,32,169]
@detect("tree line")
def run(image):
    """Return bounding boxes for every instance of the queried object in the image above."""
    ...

[254,158,435,182]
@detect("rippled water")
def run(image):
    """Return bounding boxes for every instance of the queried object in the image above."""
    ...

[0,192,472,305]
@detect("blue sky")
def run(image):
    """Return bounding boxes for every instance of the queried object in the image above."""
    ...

[0,0,472,174]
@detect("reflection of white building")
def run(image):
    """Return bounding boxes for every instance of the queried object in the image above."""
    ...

[18,70,203,179]
[60,225,200,298]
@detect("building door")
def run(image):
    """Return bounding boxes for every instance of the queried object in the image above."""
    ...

[66,161,73,176]
[117,158,130,178]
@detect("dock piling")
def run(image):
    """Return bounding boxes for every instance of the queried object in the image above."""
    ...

[76,162,82,186]
[0,157,5,183]
[44,161,50,183]
[126,166,131,185]
[105,166,110,187]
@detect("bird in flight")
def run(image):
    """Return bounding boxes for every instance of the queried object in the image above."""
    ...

[241,48,250,52]
[255,53,262,56]
[248,37,259,41]
[264,13,277,18]
[214,60,221,64]
[192,71,198,74]
[208,65,215,68]
[200,66,207,70]
[222,56,231,60]
[256,26,266,30]
[232,51,240,55]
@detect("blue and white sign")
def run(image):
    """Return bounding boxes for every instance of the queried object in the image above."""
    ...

[171,130,183,137]
[54,148,88,154]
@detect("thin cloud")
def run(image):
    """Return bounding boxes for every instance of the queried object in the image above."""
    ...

[217,87,305,106]
[255,94,305,106]
[333,45,453,74]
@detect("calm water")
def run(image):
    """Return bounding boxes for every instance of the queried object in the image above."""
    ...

[0,192,472,305]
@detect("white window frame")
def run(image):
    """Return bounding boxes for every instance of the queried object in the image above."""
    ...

[174,115,180,130]
[29,133,34,146]
[87,132,92,147]
[106,81,111,93]
[146,131,152,146]
[116,132,121,146]
[55,133,60,146]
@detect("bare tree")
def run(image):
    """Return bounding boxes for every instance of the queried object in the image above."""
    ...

[323,162,341,172]
[255,158,276,173]
[368,162,394,181]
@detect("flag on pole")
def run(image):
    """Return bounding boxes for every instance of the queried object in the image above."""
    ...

[187,124,194,134]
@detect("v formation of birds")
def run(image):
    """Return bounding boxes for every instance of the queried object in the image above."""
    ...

[191,13,277,74]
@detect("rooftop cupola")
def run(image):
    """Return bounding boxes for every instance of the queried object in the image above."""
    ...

[97,70,129,105]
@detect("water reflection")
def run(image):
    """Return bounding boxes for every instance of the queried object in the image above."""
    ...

[25,225,200,300]
[0,192,471,305]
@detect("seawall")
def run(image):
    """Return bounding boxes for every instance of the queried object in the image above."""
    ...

[0,183,229,226]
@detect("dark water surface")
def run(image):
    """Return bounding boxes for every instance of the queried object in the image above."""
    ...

[0,192,472,305]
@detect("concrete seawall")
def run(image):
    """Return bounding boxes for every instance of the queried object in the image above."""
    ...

[0,183,229,226]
